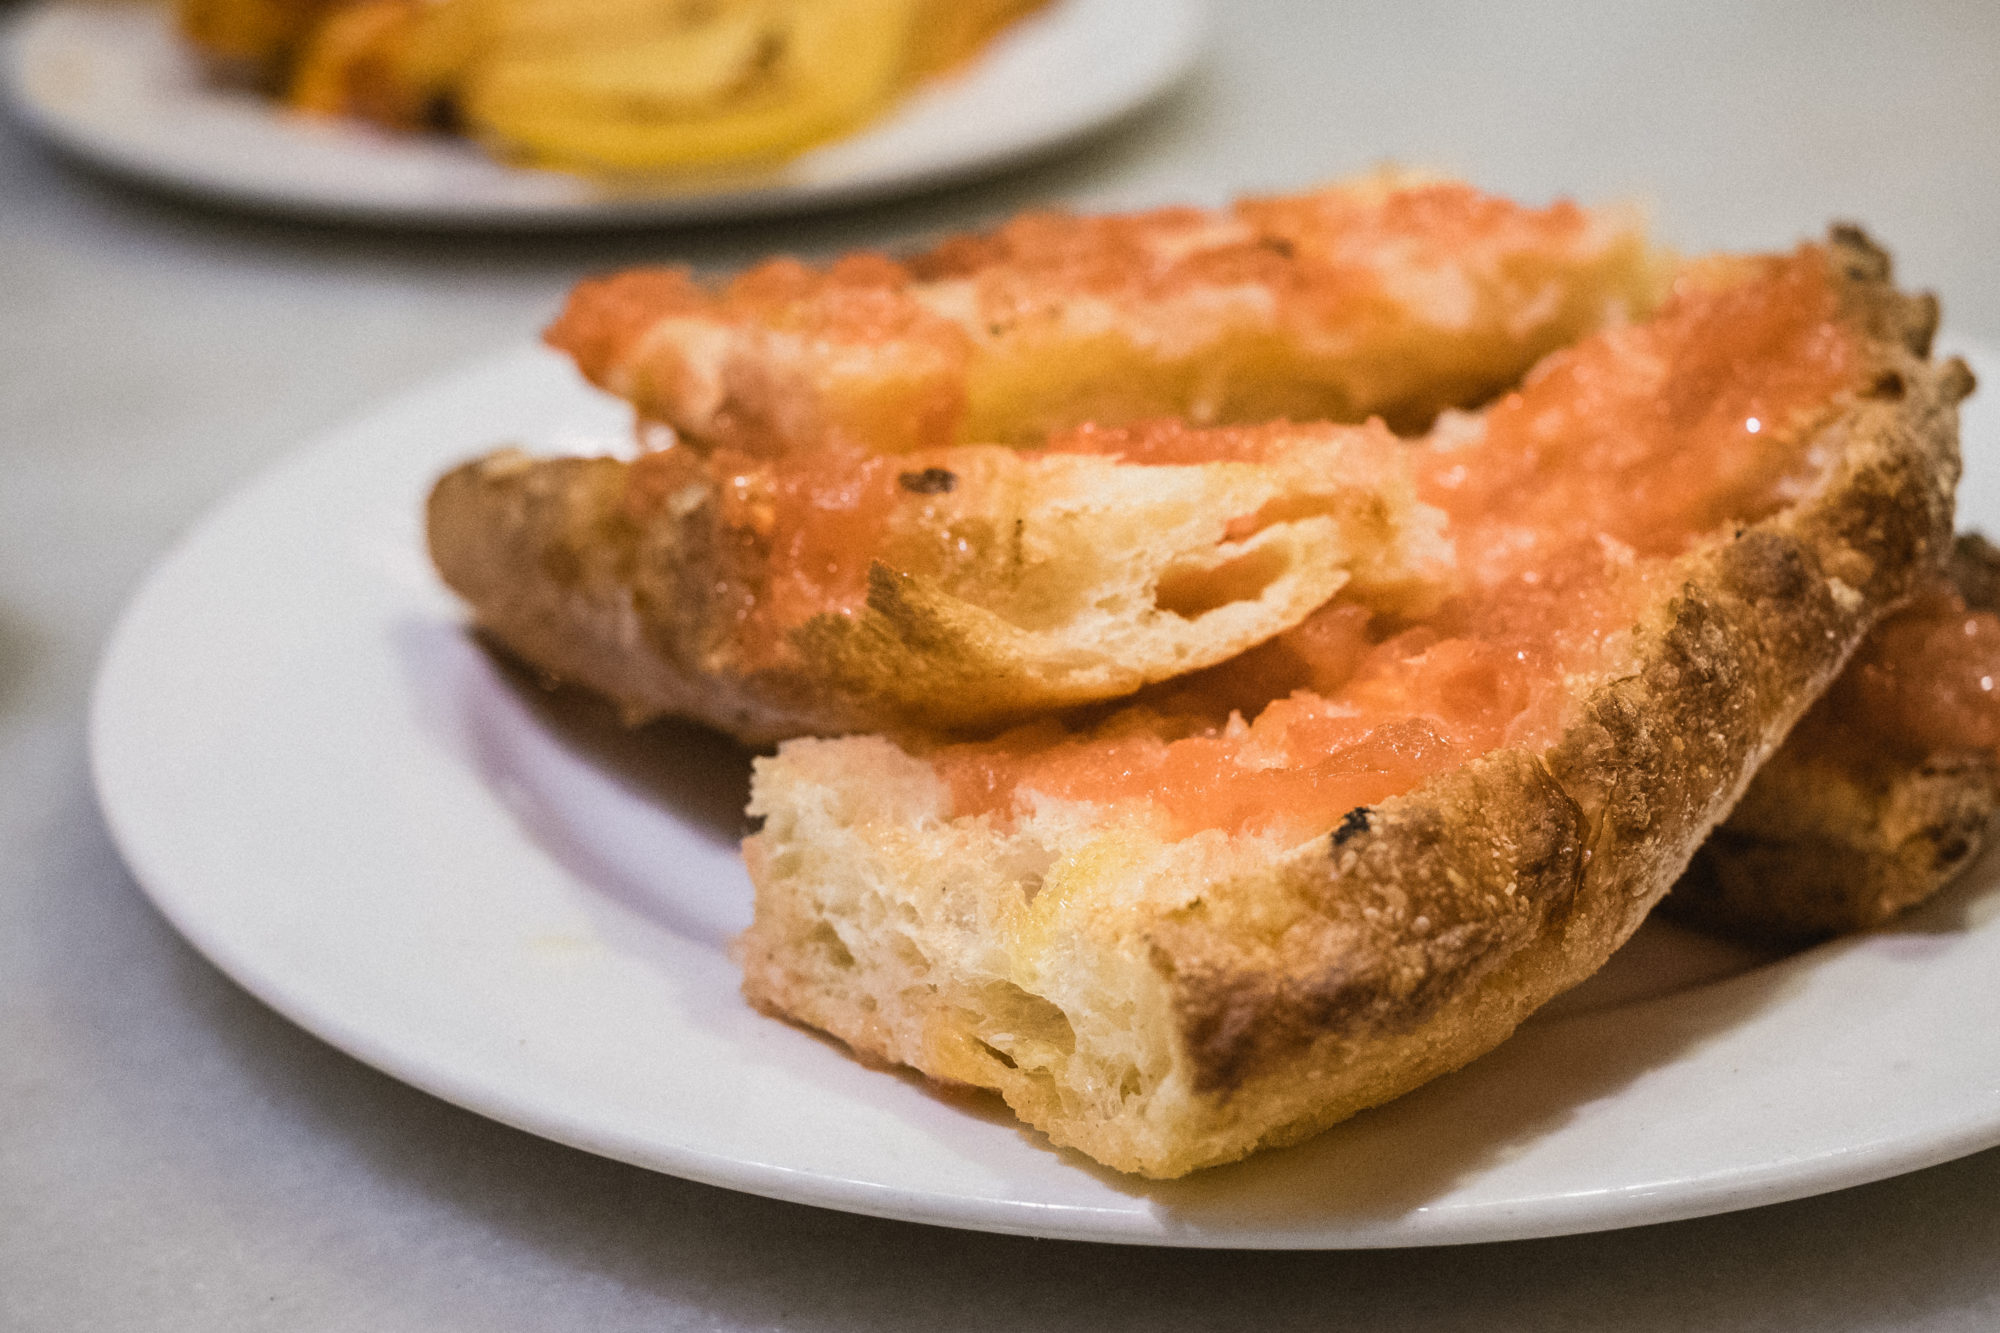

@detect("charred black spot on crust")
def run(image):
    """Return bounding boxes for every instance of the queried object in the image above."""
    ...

[1726,529,1814,605]
[898,468,958,495]
[1869,370,1907,400]
[1332,806,1374,846]
[1934,837,1973,868]
[1829,224,1890,282]
[1924,823,1975,868]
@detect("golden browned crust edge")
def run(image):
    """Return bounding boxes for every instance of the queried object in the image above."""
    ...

[1665,532,2000,945]
[427,440,1426,744]
[1133,229,1969,1165]
[425,451,852,745]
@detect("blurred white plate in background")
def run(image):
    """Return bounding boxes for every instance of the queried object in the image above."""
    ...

[3,0,1203,226]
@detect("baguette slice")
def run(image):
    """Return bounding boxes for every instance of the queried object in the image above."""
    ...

[548,175,1671,456]
[1669,533,2000,944]
[737,232,1968,1177]
[428,422,1450,742]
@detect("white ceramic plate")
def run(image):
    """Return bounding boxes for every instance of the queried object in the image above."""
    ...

[91,341,2000,1247]
[4,0,1202,227]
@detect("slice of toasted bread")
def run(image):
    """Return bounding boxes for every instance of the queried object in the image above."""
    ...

[428,422,1449,742]
[546,175,1671,456]
[1668,533,2000,944]
[736,231,1967,1177]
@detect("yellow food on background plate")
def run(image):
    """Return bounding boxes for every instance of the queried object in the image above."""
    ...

[174,0,1053,172]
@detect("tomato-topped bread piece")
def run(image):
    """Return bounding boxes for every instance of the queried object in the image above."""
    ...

[738,230,1968,1177]
[1672,533,2000,945]
[546,174,1670,458]
[428,422,1449,743]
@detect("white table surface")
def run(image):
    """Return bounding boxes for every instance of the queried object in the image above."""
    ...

[6,1,2000,1327]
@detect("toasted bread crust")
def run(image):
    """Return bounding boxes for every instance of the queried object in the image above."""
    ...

[738,230,1970,1175]
[426,450,828,741]
[549,177,1669,455]
[1171,235,1962,1147]
[428,431,1445,742]
[1668,533,2000,945]
[1156,232,1966,1149]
